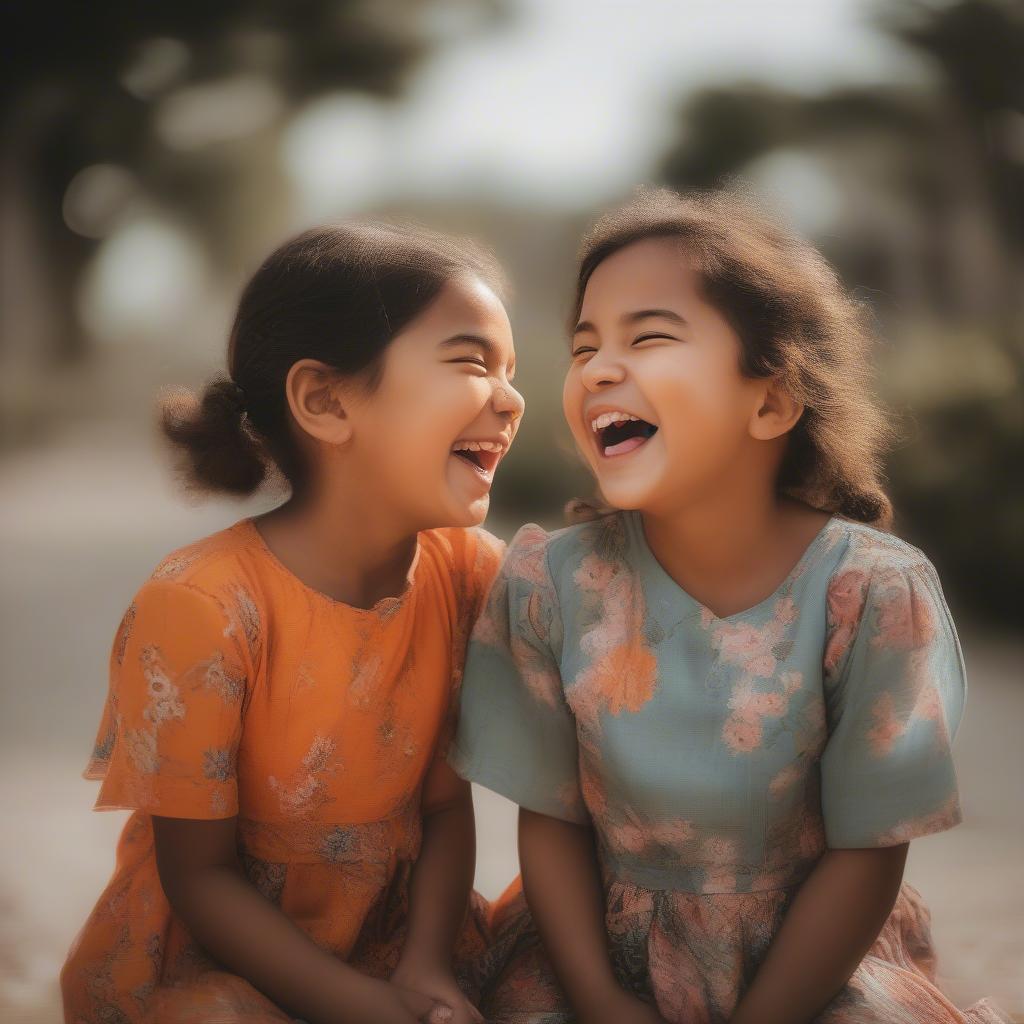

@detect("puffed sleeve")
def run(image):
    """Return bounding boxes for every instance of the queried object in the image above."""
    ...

[820,550,965,847]
[448,525,588,824]
[85,579,251,819]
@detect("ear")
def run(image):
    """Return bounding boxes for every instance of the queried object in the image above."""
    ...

[285,359,355,446]
[749,378,804,441]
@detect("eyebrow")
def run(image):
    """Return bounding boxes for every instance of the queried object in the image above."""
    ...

[439,334,516,374]
[573,308,689,336]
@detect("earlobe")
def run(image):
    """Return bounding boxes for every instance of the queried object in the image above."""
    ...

[285,359,353,445]
[750,381,804,441]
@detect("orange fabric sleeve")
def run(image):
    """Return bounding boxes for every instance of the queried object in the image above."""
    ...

[88,580,251,819]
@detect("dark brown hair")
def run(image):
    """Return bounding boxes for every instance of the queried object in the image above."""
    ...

[161,221,503,498]
[568,186,897,528]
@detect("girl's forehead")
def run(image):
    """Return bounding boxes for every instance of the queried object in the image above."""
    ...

[582,240,700,314]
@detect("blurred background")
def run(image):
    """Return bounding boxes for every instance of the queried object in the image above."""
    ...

[1,0,1021,1020]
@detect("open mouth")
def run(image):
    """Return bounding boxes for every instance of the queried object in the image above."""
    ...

[592,412,658,458]
[451,440,505,477]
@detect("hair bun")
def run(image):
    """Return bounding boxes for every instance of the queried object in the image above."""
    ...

[160,377,268,497]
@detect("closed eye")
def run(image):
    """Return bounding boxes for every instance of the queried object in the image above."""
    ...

[633,333,678,344]
[570,346,596,358]
[449,357,488,370]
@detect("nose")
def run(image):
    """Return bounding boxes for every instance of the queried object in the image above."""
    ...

[493,380,525,422]
[580,349,626,391]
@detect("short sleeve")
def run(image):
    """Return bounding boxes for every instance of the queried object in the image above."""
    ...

[448,525,588,824]
[820,554,965,848]
[86,580,251,819]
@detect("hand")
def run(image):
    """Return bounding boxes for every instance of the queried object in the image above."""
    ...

[340,975,440,1024]
[392,954,484,1024]
[583,986,669,1024]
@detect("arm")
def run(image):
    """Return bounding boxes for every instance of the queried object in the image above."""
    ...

[152,815,437,1024]
[518,808,667,1024]
[729,843,909,1024]
[392,766,484,1024]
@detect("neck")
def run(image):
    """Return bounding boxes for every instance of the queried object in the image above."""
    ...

[642,475,784,585]
[255,479,420,609]
[636,442,829,619]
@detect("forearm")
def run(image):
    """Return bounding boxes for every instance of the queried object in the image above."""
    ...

[398,793,477,970]
[730,844,909,1024]
[163,861,378,1024]
[518,808,622,1019]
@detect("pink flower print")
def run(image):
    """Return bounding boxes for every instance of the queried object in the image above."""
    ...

[649,818,696,846]
[797,813,826,858]
[781,670,803,696]
[871,575,937,652]
[573,553,616,594]
[470,601,505,647]
[769,761,803,797]
[865,691,907,756]
[773,596,799,627]
[750,691,787,718]
[608,818,648,855]
[747,653,777,678]
[510,634,562,708]
[505,527,551,587]
[875,794,961,844]
[648,917,706,1023]
[712,621,777,677]
[824,568,868,673]
[722,713,763,753]
[579,766,607,819]
[700,836,740,892]
[702,835,740,863]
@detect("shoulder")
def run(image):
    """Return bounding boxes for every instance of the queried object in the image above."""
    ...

[128,522,266,660]
[502,512,628,588]
[822,518,956,677]
[146,520,262,593]
[420,526,507,586]
[825,519,947,612]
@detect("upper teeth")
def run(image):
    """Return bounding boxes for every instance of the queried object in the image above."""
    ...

[591,411,640,432]
[452,440,504,452]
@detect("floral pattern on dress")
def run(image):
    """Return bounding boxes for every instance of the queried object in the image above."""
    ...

[63,521,511,1024]
[455,511,1006,1024]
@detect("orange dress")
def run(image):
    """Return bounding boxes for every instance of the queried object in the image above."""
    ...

[61,518,504,1024]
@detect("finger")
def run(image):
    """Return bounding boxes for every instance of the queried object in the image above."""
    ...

[402,990,439,1018]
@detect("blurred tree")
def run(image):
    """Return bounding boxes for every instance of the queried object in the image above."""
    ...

[0,0,509,370]
[659,0,1024,625]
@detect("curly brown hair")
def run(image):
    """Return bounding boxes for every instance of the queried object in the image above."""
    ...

[568,186,897,529]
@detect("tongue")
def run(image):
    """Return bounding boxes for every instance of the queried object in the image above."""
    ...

[605,435,647,457]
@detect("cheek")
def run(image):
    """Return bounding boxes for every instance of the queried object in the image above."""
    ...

[647,353,750,442]
[562,371,587,437]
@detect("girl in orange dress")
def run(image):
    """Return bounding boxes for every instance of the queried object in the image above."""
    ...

[61,222,524,1024]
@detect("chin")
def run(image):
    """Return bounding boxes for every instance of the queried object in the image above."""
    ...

[592,477,657,513]
[441,496,490,529]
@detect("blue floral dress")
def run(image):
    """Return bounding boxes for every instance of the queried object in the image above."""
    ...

[451,511,1009,1023]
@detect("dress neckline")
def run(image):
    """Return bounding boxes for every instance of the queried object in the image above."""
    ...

[624,509,840,626]
[236,518,421,617]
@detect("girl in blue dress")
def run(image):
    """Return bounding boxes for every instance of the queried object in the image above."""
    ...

[451,188,1009,1024]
